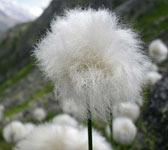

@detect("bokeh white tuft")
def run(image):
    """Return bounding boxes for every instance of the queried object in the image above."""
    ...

[33,108,46,121]
[15,123,112,150]
[3,121,26,143]
[52,114,78,127]
[144,61,158,72]
[113,102,140,122]
[61,99,85,119]
[24,123,35,136]
[34,8,149,121]
[146,71,162,85]
[113,117,137,145]
[149,39,168,63]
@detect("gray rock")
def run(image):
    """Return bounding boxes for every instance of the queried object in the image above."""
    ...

[143,73,168,150]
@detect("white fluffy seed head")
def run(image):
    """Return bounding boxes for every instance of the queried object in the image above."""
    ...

[33,108,46,121]
[146,71,162,85]
[52,114,78,127]
[61,98,86,120]
[113,117,137,145]
[113,102,140,122]
[15,123,112,150]
[144,61,158,72]
[34,8,149,121]
[61,99,79,115]
[3,121,26,143]
[24,123,35,136]
[149,39,168,63]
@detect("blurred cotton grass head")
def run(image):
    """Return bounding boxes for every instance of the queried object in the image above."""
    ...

[113,117,137,145]
[149,39,168,63]
[3,121,26,143]
[113,102,140,122]
[146,71,162,85]
[14,123,112,150]
[34,8,149,122]
[52,114,78,127]
[33,107,46,121]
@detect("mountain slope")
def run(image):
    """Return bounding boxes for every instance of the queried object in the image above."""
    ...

[0,0,34,32]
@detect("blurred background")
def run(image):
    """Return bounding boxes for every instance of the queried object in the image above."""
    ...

[0,0,168,150]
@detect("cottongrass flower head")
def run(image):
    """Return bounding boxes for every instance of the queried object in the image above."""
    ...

[146,71,162,85]
[24,123,35,136]
[34,8,149,121]
[33,108,46,121]
[52,114,78,127]
[149,39,168,63]
[113,102,140,122]
[144,61,158,72]
[113,117,137,145]
[61,98,84,119]
[15,123,112,150]
[3,121,26,143]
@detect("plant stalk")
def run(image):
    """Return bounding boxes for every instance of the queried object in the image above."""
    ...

[109,119,113,146]
[88,109,93,150]
[109,111,113,147]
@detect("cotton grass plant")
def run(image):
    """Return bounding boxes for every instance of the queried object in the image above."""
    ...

[146,71,162,85]
[34,8,149,149]
[149,39,168,64]
[14,123,112,150]
[3,121,35,143]
[52,114,78,127]
[112,117,137,145]
[113,102,140,122]
[61,99,82,119]
[33,107,46,122]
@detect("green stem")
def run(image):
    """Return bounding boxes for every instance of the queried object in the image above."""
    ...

[109,112,113,147]
[88,109,93,150]
[109,120,113,147]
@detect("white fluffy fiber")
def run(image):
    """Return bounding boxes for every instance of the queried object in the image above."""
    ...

[113,117,137,145]
[144,61,158,72]
[3,121,26,143]
[149,39,168,63]
[52,114,78,127]
[146,71,162,85]
[15,123,112,150]
[113,102,140,122]
[34,8,149,121]
[33,108,46,121]
[61,99,85,119]
[24,123,35,136]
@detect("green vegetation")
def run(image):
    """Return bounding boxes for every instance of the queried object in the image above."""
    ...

[4,82,54,118]
[0,22,32,76]
[136,0,168,29]
[0,60,34,96]
[0,130,13,150]
[0,141,12,150]
[134,0,168,41]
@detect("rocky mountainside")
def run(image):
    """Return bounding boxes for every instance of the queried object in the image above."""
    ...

[143,73,168,150]
[0,0,168,149]
[0,0,35,33]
